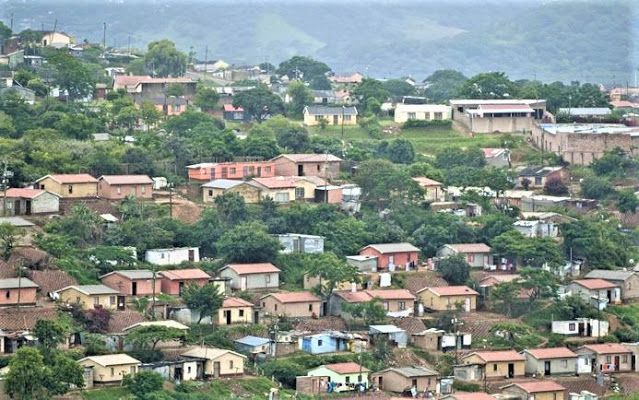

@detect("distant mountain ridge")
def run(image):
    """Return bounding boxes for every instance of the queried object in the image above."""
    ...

[2,0,637,83]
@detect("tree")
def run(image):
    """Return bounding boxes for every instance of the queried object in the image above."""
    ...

[591,148,637,178]
[124,370,164,400]
[379,138,415,164]
[126,325,186,350]
[233,87,284,123]
[0,223,24,260]
[217,222,282,263]
[34,320,67,360]
[309,75,332,90]
[544,176,569,195]
[423,70,468,103]
[140,101,162,128]
[520,268,559,311]
[342,298,387,325]
[276,56,331,82]
[436,254,471,285]
[353,159,423,210]
[562,218,635,269]
[0,111,16,137]
[286,81,313,118]
[5,347,49,400]
[276,126,310,153]
[165,83,185,97]
[491,230,563,269]
[457,72,518,99]
[214,192,249,226]
[352,79,389,114]
[144,40,187,77]
[85,307,111,333]
[305,252,359,299]
[46,353,84,395]
[617,189,639,214]
[580,176,614,199]
[243,134,280,159]
[435,148,486,169]
[382,79,415,97]
[182,283,224,324]
[47,51,95,100]
[0,21,11,40]
[491,281,520,317]
[194,86,220,112]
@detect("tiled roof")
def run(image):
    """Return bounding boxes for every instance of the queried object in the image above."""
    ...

[391,317,426,335]
[412,177,442,186]
[113,75,151,88]
[479,274,521,287]
[223,104,244,112]
[0,307,57,331]
[524,347,577,359]
[465,350,525,363]
[79,354,140,367]
[99,175,153,185]
[159,269,210,281]
[58,284,120,295]
[294,316,347,333]
[4,188,48,199]
[404,272,448,294]
[224,263,281,275]
[573,278,617,290]
[107,310,146,333]
[581,343,631,354]
[100,270,154,280]
[445,243,492,253]
[366,289,415,300]
[585,269,636,281]
[39,174,97,184]
[324,362,369,374]
[262,291,320,303]
[506,380,566,393]
[223,297,254,308]
[422,286,479,296]
[274,153,343,163]
[0,277,38,289]
[361,242,420,254]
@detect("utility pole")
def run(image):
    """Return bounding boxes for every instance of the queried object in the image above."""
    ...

[204,45,208,72]
[10,13,13,32]
[52,19,57,33]
[1,161,13,217]
[151,264,157,320]
[127,35,131,55]
[102,22,107,49]
[168,183,174,218]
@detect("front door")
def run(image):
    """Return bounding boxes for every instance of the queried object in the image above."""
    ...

[225,310,232,325]
[297,165,304,176]
[188,249,195,262]
[378,376,383,389]
[257,167,262,176]
[507,363,515,378]
[614,356,620,371]
[179,282,185,296]
[25,200,31,215]
[13,200,20,215]
[253,310,259,324]
[132,282,138,296]
[117,296,126,310]
[544,361,551,376]
[213,361,221,378]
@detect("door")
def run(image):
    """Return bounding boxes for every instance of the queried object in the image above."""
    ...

[213,361,221,378]
[132,282,138,296]
[297,165,304,176]
[179,282,185,296]
[25,200,31,215]
[221,167,228,178]
[257,167,262,177]
[253,310,259,324]
[464,298,471,312]
[508,363,515,378]
[188,249,195,262]
[378,376,383,389]
[225,310,232,325]
[544,361,551,376]
[13,200,20,215]
[333,115,339,125]
[240,276,247,291]
[117,296,126,311]
[614,356,620,371]
[174,366,183,381]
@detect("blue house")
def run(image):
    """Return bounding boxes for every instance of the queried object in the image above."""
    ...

[300,331,353,355]
[234,335,274,357]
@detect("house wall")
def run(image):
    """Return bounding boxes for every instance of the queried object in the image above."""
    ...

[36,178,97,198]
[371,370,437,393]
[79,361,138,383]
[462,355,525,379]
[98,181,153,200]
[0,287,37,306]
[272,158,341,179]
[524,355,577,376]
[2,192,60,216]
[593,352,633,372]
[261,297,321,317]
[41,32,72,46]
[437,247,492,268]
[101,275,154,296]
[568,284,621,307]
[259,187,296,204]
[216,306,253,325]
[219,269,280,291]
[303,112,357,126]
[307,366,369,388]
[346,257,378,273]
[189,162,275,181]
[467,115,536,134]
[202,184,261,204]
[411,333,442,351]
[614,275,639,300]
[203,353,245,376]
[419,291,477,312]
[502,387,565,400]
[301,335,344,354]
[486,153,511,168]
[58,289,118,310]
[551,320,609,337]
[160,277,209,296]
[145,248,200,266]
[359,248,419,271]
[394,105,452,123]
[422,185,444,202]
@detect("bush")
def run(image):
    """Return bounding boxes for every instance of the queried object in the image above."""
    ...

[126,349,164,363]
[453,380,481,392]
[436,255,471,285]
[581,176,614,199]
[403,119,452,129]
[124,370,164,399]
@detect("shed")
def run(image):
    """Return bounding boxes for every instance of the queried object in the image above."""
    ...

[369,325,408,348]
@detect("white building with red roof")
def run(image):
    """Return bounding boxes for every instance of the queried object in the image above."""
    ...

[417,285,478,312]
[567,278,621,309]
[576,343,633,373]
[521,347,578,376]
[218,263,280,291]
[1,188,59,215]
[437,243,493,269]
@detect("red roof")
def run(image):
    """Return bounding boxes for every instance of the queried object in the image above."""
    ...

[573,278,617,290]
[223,297,254,308]
[449,393,495,400]
[466,350,525,363]
[262,291,320,303]
[160,269,211,281]
[424,286,479,296]
[40,174,98,184]
[251,176,326,189]
[5,188,47,199]
[447,243,492,253]
[582,343,631,355]
[99,175,153,185]
[275,154,343,163]
[113,75,151,88]
[324,362,369,374]
[507,381,566,393]
[225,263,280,275]
[524,347,577,359]
[336,291,374,302]
[223,104,244,112]
[366,289,416,300]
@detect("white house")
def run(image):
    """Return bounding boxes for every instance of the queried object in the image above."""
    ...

[145,247,200,266]
[394,104,452,123]
[551,318,609,338]
[567,279,621,310]
[513,219,558,238]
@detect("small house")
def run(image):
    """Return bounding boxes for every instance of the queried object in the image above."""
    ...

[346,255,378,272]
[514,219,559,238]
[234,335,274,357]
[216,297,254,325]
[158,269,211,296]
[100,270,155,297]
[97,175,153,200]
[78,354,140,384]
[34,174,98,198]
[0,278,38,306]
[251,176,325,203]
[500,381,567,400]
[307,362,369,392]
[482,148,511,168]
[551,318,609,338]
[459,350,526,380]
[299,331,361,355]
[522,347,578,376]
[517,166,568,189]
[369,325,408,348]
[260,291,322,318]
[201,179,262,204]
[576,343,633,374]
[329,289,415,318]
[412,177,445,202]
[450,99,546,134]
[394,103,452,123]
[145,247,200,266]
[0,188,59,216]
[271,153,342,179]
[437,243,492,269]
[40,31,73,47]
[359,243,420,272]
[371,366,439,394]
[277,233,324,254]
[55,284,123,310]
[222,104,249,122]
[567,279,621,309]
[314,185,343,204]
[218,263,280,291]
[187,161,275,182]
[584,269,639,301]
[411,328,471,351]
[303,105,358,126]
[181,346,246,378]
[417,286,478,312]
[139,358,202,382]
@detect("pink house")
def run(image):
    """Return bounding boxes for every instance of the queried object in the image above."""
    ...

[98,175,153,200]
[0,278,39,306]
[271,154,342,179]
[359,243,421,272]
[186,161,275,182]
[100,270,156,296]
[159,269,211,296]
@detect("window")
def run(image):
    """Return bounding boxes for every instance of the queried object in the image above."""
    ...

[295,187,305,199]
[344,115,352,121]
[208,190,213,197]
[493,364,497,371]
[317,165,321,171]
[399,301,406,310]
[345,376,350,384]
[239,309,244,317]
[606,356,612,363]
[76,296,81,303]
[434,112,443,120]
[534,177,542,185]
[161,253,165,259]
[110,367,115,376]
[274,304,278,311]
[266,275,271,283]
[315,115,322,121]
[408,112,416,120]
[622,355,628,363]
[358,375,363,382]
[110,296,116,305]
[68,185,73,194]
[274,192,290,203]
[94,297,100,305]
[229,167,237,174]
[117,186,121,194]
[383,301,389,311]
[561,359,568,367]
[585,358,589,365]
[265,167,272,173]
[229,360,234,369]
[569,323,576,331]
[262,302,266,307]
[412,379,418,387]
[308,304,313,311]
[318,339,323,346]
[424,112,430,120]
[4,291,9,299]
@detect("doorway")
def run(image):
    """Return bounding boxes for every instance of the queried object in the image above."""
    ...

[297,165,304,176]
[544,361,551,376]
[333,115,339,125]
[213,361,221,378]
[614,356,620,371]
[507,363,515,378]
[225,310,232,325]
[253,310,259,324]
[25,200,32,215]
[179,282,185,296]
[117,296,126,311]
[13,200,20,215]
[378,376,383,389]
[132,282,138,296]
[188,249,195,262]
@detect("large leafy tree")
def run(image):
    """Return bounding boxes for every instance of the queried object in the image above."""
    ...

[0,223,24,260]
[352,79,389,114]
[5,347,49,400]
[382,79,415,97]
[520,268,559,311]
[233,87,284,123]
[435,147,486,169]
[342,298,387,325]
[353,159,423,210]
[217,221,282,263]
[457,72,518,99]
[491,230,563,269]
[182,283,224,324]
[126,325,186,350]
[276,56,331,82]
[436,254,471,285]
[124,370,164,399]
[47,51,95,100]
[490,281,520,317]
[562,218,635,269]
[194,86,220,112]
[423,70,468,103]
[144,39,187,77]
[286,81,313,118]
[305,252,359,298]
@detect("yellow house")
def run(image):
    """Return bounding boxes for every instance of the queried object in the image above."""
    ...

[202,180,262,204]
[181,346,247,377]
[216,297,254,325]
[40,31,74,47]
[417,286,478,312]
[461,350,526,379]
[251,176,326,203]
[55,284,123,310]
[303,105,358,126]
[501,381,566,400]
[307,362,370,392]
[35,174,98,198]
[78,354,140,384]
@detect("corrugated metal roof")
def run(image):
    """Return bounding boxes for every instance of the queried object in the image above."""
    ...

[0,278,38,289]
[79,354,140,367]
[100,270,154,280]
[234,335,271,347]
[361,242,420,254]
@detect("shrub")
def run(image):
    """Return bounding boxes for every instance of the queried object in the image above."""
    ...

[403,119,452,129]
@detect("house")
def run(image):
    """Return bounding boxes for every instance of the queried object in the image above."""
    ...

[312,90,338,104]
[411,328,472,352]
[276,233,324,254]
[359,243,420,272]
[521,195,597,213]
[139,358,202,383]
[0,188,59,216]
[346,255,378,272]
[369,325,409,348]
[159,269,211,296]
[341,183,362,214]
[500,381,567,400]
[371,366,439,394]
[329,289,416,318]
[251,176,325,203]
[100,270,155,297]
[459,350,526,380]
[299,331,355,355]
[0,84,35,104]
[40,31,73,47]
[437,244,492,269]
[187,160,275,181]
[79,354,140,384]
[518,166,568,189]
[218,263,280,291]
[55,284,124,310]
[127,77,197,101]
[522,347,578,376]
[417,286,478,312]
[303,105,358,126]
[513,219,559,238]
[145,247,200,266]
[97,175,153,200]
[329,72,364,84]
[0,278,38,306]
[271,153,342,179]
[181,346,246,378]
[567,279,621,310]
[584,270,639,301]
[0,307,59,354]
[394,104,452,123]
[412,177,445,202]
[557,107,611,119]
[482,148,511,168]
[450,99,546,134]
[576,343,633,373]
[201,179,262,203]
[260,291,322,318]
[234,335,274,357]
[306,362,369,392]
[35,174,98,198]
[314,185,343,204]
[222,104,249,122]
[551,318,609,338]
[216,297,254,325]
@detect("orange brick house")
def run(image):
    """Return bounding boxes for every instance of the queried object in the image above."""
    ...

[159,269,211,296]
[359,243,420,272]
[97,175,153,200]
[0,278,38,306]
[260,291,321,318]
[100,270,155,297]
[186,161,275,182]
[271,154,342,180]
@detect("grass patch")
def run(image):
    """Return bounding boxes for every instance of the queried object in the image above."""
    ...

[81,387,130,400]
